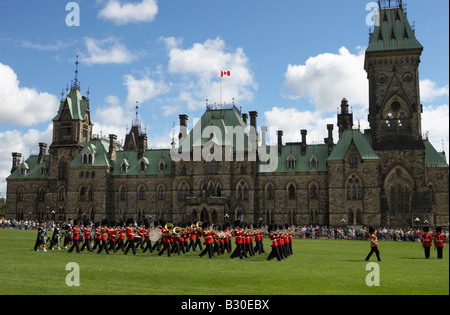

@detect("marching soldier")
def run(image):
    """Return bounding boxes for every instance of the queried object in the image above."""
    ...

[124,218,137,255]
[116,222,126,252]
[92,222,101,251]
[158,222,172,257]
[365,226,381,262]
[199,222,214,258]
[68,219,81,253]
[80,220,93,252]
[230,221,247,259]
[266,225,282,261]
[97,219,110,254]
[142,221,153,253]
[63,219,73,249]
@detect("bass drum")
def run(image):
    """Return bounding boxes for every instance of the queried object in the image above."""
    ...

[149,229,162,242]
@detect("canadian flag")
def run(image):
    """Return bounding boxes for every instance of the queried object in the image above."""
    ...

[221,71,231,77]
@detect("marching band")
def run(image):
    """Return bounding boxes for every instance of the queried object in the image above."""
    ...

[34,218,294,261]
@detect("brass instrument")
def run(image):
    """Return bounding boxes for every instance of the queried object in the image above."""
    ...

[191,224,196,229]
[165,223,174,231]
[196,221,203,230]
[173,226,182,235]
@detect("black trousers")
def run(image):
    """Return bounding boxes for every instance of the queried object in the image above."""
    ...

[365,246,381,261]
[437,247,443,259]
[424,246,431,259]
[158,242,171,257]
[116,239,125,252]
[97,240,109,254]
[92,238,101,250]
[199,243,214,258]
[124,239,136,255]
[80,239,93,252]
[68,239,80,253]
[143,240,153,253]
[230,243,247,259]
[267,246,282,261]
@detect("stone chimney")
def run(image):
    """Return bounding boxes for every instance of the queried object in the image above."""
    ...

[242,113,248,126]
[108,134,117,164]
[178,114,188,142]
[138,134,148,159]
[38,143,47,164]
[301,130,307,156]
[11,152,22,173]
[277,130,283,156]
[324,124,334,156]
[260,126,267,146]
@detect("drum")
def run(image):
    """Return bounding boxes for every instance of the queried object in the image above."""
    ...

[149,229,162,242]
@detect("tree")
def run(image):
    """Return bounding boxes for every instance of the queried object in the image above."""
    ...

[0,196,5,219]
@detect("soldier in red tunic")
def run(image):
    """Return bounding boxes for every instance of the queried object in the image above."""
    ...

[434,227,445,259]
[230,221,246,259]
[97,219,110,254]
[124,218,137,255]
[199,222,214,258]
[421,226,433,259]
[267,225,282,261]
[80,220,93,252]
[68,220,81,253]
[158,222,172,257]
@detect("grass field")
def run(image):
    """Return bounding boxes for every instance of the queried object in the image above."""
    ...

[0,229,448,295]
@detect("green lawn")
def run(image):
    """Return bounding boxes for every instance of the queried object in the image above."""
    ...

[0,229,448,295]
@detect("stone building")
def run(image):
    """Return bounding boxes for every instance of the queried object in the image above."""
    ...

[5,2,448,228]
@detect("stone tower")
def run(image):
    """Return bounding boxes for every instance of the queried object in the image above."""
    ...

[365,1,431,226]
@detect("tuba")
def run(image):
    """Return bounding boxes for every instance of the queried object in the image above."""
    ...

[196,221,203,229]
[173,226,182,235]
[165,223,174,231]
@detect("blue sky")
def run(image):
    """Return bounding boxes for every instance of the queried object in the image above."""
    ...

[0,0,448,197]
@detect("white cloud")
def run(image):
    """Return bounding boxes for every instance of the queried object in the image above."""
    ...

[98,0,158,25]
[0,62,59,126]
[422,104,449,162]
[164,37,257,111]
[284,47,368,113]
[0,125,53,197]
[263,107,337,145]
[123,72,170,107]
[81,37,139,65]
[420,79,449,103]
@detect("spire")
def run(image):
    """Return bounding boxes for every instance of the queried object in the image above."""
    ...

[71,55,80,90]
[132,101,141,127]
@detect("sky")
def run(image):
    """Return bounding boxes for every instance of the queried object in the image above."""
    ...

[0,0,448,198]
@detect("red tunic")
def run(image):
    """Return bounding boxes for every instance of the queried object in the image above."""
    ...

[434,234,445,248]
[203,230,213,245]
[73,227,80,240]
[422,233,432,247]
[84,227,91,240]
[234,229,242,244]
[126,227,135,241]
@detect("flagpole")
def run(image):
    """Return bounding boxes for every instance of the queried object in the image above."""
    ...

[220,70,222,106]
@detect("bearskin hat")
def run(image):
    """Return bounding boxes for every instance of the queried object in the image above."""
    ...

[436,226,442,233]
[423,226,429,233]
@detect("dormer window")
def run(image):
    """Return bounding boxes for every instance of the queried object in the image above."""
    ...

[20,163,29,176]
[159,160,166,171]
[40,165,47,175]
[83,151,94,165]
[121,159,129,173]
[138,157,149,172]
[286,156,296,169]
[310,155,318,169]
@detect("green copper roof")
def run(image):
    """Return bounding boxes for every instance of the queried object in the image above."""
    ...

[53,88,91,122]
[69,139,112,168]
[366,7,423,53]
[328,129,379,161]
[113,149,172,176]
[179,107,252,153]
[7,155,49,180]
[424,140,448,168]
[259,144,329,173]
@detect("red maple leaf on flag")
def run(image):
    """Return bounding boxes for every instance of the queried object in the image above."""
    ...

[221,71,231,77]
